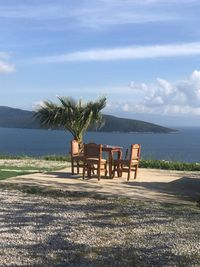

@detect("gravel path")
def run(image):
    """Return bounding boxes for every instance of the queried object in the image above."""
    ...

[0,159,68,169]
[0,188,200,267]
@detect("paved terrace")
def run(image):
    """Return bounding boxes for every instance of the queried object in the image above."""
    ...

[2,166,200,204]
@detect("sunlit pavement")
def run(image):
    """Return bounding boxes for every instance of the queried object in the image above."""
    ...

[2,167,200,204]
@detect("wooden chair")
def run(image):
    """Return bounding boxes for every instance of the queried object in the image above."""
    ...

[71,140,84,175]
[83,143,107,181]
[112,144,141,181]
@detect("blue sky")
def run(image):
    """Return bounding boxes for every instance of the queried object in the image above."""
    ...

[1,0,200,126]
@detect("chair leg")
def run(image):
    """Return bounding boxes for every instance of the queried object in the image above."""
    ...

[116,164,119,177]
[71,160,75,175]
[97,164,101,181]
[111,163,115,178]
[87,165,92,177]
[117,164,122,177]
[105,169,108,177]
[105,163,108,177]
[83,164,85,180]
[91,164,95,175]
[77,161,79,174]
[127,166,131,181]
[134,165,138,179]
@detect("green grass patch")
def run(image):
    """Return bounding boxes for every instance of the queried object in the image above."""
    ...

[0,154,31,160]
[0,165,63,171]
[40,156,200,172]
[0,170,38,180]
[0,153,70,161]
[0,153,71,162]
[42,154,70,162]
[0,154,200,171]
[38,155,200,171]
[0,165,65,180]
[140,159,200,171]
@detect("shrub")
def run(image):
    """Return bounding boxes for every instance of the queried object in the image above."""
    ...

[139,159,200,171]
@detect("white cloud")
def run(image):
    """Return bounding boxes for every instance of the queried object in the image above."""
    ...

[0,0,199,33]
[78,0,197,29]
[0,61,15,73]
[106,70,200,116]
[0,1,178,29]
[29,42,200,63]
[0,5,69,20]
[32,100,46,109]
[0,52,11,60]
[0,52,15,73]
[128,0,199,4]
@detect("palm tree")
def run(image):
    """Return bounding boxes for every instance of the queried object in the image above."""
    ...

[34,96,107,147]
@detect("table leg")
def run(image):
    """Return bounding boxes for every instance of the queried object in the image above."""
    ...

[117,150,122,160]
[109,151,113,178]
[104,148,122,178]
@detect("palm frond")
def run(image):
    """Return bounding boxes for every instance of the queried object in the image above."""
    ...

[34,96,107,142]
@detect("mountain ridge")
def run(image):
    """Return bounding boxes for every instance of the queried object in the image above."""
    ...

[0,106,175,133]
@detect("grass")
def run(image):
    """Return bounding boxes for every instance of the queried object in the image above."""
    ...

[0,153,71,161]
[41,155,200,172]
[0,168,49,181]
[0,170,36,180]
[0,154,28,160]
[42,154,70,161]
[0,158,67,180]
[1,153,200,170]
[139,159,200,171]
[0,165,59,171]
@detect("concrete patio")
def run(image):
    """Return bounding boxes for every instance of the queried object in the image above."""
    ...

[3,166,200,204]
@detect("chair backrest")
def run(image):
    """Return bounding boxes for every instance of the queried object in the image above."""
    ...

[130,144,141,161]
[71,140,79,156]
[84,143,102,160]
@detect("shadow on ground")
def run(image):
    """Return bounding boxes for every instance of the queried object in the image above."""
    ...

[125,175,200,202]
[0,187,199,267]
[2,169,200,204]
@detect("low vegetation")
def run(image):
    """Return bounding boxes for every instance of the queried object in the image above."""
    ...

[140,159,200,171]
[0,170,32,180]
[41,155,200,172]
[0,154,200,171]
[0,158,68,180]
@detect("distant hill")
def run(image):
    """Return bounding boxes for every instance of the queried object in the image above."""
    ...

[98,114,175,133]
[0,106,175,133]
[0,106,39,129]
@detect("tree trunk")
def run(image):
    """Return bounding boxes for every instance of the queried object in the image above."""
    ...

[73,136,84,154]
[79,141,84,154]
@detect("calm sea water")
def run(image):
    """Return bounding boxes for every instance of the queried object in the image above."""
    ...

[0,127,199,163]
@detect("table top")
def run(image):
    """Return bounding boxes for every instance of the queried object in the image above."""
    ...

[103,145,123,151]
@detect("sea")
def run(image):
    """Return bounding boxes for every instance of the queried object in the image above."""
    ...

[0,127,200,163]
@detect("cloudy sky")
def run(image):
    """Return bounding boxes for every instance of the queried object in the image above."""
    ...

[1,0,200,126]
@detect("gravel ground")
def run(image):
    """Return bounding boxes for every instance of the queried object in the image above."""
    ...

[0,159,68,169]
[0,188,200,267]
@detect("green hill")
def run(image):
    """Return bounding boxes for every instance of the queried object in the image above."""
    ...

[0,106,175,133]
[99,115,174,133]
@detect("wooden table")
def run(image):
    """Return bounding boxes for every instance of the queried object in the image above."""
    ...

[103,146,122,178]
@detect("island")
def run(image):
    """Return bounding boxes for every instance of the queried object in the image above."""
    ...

[0,106,175,133]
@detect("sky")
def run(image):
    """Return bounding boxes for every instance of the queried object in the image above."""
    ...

[1,0,200,127]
